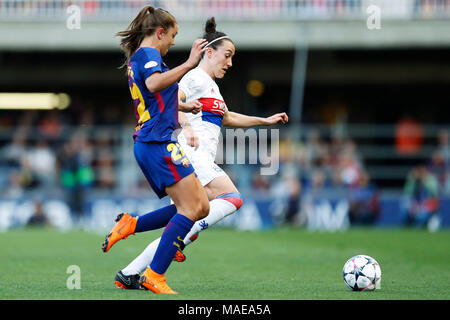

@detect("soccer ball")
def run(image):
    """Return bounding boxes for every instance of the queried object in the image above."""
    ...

[342,255,381,291]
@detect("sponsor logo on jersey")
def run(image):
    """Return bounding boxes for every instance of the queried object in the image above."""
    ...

[198,97,226,115]
[144,61,158,69]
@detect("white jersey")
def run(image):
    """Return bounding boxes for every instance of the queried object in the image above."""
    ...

[178,67,227,160]
[178,67,228,186]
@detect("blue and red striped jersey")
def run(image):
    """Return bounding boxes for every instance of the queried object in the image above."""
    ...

[127,47,179,142]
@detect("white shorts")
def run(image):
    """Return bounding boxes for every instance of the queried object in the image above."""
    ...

[178,131,228,186]
[187,150,227,186]
[176,139,225,186]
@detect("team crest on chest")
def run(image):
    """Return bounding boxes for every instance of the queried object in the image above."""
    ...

[181,157,190,168]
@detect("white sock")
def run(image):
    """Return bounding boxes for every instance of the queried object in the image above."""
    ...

[183,197,237,245]
[121,197,239,275]
[121,239,160,276]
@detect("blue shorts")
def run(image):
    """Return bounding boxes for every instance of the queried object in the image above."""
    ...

[134,140,195,199]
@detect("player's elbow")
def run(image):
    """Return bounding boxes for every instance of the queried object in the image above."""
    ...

[146,82,159,93]
[221,112,233,127]
[145,76,162,93]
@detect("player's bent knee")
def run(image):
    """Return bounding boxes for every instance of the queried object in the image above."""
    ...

[197,199,210,220]
[183,195,209,221]
[180,198,209,221]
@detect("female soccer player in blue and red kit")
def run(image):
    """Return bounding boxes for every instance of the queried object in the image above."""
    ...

[101,6,209,294]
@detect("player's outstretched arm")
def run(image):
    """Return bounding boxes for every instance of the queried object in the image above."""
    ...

[222,111,288,128]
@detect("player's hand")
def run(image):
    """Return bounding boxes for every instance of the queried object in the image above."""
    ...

[180,100,202,114]
[186,39,208,69]
[182,126,200,150]
[263,112,289,125]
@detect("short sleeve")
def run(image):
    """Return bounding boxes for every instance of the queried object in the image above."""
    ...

[139,47,164,80]
[179,72,203,101]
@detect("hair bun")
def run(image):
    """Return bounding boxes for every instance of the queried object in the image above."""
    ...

[205,17,216,34]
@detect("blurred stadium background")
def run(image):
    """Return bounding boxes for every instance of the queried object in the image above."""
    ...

[1,0,450,233]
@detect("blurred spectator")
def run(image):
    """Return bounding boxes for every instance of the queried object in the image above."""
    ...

[4,170,25,198]
[58,131,94,219]
[348,171,381,225]
[27,201,49,227]
[279,135,305,165]
[270,164,302,225]
[278,135,305,187]
[436,129,450,162]
[308,169,327,194]
[304,128,328,171]
[283,175,302,225]
[299,168,328,228]
[95,128,115,148]
[335,139,363,188]
[26,140,57,188]
[402,164,440,228]
[1,131,28,168]
[37,110,64,146]
[92,128,116,189]
[395,115,424,155]
[428,150,447,193]
[18,155,38,189]
[95,148,116,189]
[251,172,271,192]
[328,131,345,167]
[428,129,450,195]
[59,136,93,190]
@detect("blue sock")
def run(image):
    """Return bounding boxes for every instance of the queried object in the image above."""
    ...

[134,204,177,233]
[150,213,194,274]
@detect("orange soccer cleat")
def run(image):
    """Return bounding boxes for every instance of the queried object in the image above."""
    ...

[139,267,178,294]
[174,249,186,262]
[173,233,199,262]
[102,213,137,253]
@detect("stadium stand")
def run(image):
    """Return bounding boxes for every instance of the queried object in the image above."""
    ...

[0,0,449,231]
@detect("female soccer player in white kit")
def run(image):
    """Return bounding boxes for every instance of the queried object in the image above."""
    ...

[114,17,288,285]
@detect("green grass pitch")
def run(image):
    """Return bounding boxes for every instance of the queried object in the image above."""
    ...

[0,227,449,300]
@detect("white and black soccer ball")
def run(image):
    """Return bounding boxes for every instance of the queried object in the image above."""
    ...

[342,255,381,291]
